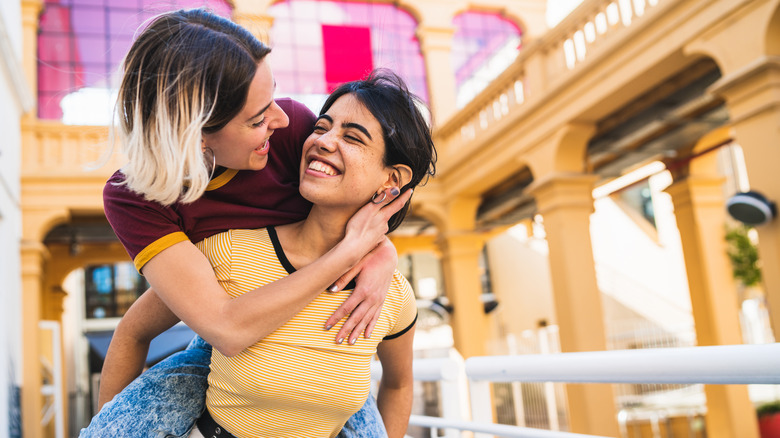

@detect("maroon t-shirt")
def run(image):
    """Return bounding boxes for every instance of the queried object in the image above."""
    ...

[103,98,315,271]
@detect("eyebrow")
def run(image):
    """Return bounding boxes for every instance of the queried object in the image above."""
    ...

[316,114,373,141]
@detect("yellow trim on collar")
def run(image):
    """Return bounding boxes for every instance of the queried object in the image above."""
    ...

[134,232,190,272]
[207,168,238,190]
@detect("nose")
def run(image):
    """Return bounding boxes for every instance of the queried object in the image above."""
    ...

[314,131,337,152]
[268,102,289,129]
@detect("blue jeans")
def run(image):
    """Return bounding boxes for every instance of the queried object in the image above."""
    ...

[81,336,388,438]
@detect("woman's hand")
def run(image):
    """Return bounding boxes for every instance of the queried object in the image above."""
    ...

[341,187,411,257]
[325,187,411,344]
[325,238,397,344]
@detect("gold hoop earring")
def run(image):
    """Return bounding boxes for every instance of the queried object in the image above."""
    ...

[203,147,216,180]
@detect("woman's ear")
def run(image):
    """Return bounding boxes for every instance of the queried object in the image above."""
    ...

[383,164,413,190]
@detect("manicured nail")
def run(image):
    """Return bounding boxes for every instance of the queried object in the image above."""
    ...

[328,285,339,292]
[337,338,344,344]
[390,187,400,196]
[325,325,332,331]
[349,338,356,345]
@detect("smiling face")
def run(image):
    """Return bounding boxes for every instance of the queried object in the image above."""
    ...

[202,60,289,171]
[299,94,396,208]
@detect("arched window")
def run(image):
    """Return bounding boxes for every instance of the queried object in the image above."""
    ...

[268,0,427,113]
[451,11,521,107]
[37,0,232,123]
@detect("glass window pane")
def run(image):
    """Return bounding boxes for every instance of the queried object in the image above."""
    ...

[37,0,234,121]
[269,0,428,105]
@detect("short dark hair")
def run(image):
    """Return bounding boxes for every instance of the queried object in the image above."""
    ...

[320,70,437,232]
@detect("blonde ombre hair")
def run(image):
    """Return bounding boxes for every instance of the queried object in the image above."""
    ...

[116,9,271,205]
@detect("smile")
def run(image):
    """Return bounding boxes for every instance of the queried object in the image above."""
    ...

[256,139,270,154]
[307,159,340,176]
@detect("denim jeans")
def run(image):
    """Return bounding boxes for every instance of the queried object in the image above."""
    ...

[80,336,388,438]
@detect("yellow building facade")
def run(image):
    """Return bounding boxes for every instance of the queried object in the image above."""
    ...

[11,0,780,437]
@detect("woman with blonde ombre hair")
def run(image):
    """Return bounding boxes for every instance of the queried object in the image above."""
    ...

[83,8,411,438]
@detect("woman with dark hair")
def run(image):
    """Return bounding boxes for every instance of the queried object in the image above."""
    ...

[83,8,412,438]
[188,69,436,437]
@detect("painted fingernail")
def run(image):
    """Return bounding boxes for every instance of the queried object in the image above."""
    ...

[337,338,344,344]
[349,338,356,345]
[328,285,339,292]
[325,325,332,331]
[390,187,400,196]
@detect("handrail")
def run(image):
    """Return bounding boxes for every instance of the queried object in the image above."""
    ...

[408,415,612,438]
[398,344,779,437]
[465,343,780,384]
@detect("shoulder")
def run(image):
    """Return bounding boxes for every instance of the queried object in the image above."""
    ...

[388,270,416,310]
[103,169,144,208]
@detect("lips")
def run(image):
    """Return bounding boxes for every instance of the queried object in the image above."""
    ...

[255,138,270,155]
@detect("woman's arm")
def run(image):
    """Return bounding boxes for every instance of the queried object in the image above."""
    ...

[326,237,397,344]
[143,188,412,357]
[97,289,180,409]
[375,325,416,438]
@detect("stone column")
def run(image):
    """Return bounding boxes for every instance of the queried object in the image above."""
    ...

[530,173,619,438]
[234,12,275,45]
[429,196,490,359]
[231,0,275,44]
[21,0,43,116]
[711,57,780,338]
[665,175,760,438]
[416,25,459,125]
[437,231,490,358]
[20,241,47,438]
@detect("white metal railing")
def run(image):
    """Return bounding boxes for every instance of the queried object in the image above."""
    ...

[465,344,780,385]
[389,343,780,438]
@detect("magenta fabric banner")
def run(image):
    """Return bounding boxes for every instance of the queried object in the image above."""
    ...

[321,24,374,92]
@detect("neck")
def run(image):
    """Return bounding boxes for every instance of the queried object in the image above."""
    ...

[277,205,359,267]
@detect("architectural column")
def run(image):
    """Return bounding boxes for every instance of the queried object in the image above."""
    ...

[710,57,780,338]
[231,0,275,44]
[437,231,490,359]
[234,13,275,45]
[529,173,619,438]
[665,175,760,438]
[21,0,43,117]
[416,25,458,125]
[430,196,490,359]
[20,241,48,438]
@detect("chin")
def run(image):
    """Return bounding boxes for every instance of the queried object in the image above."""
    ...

[249,158,269,171]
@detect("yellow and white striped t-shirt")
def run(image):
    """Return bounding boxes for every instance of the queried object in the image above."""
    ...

[195,227,417,438]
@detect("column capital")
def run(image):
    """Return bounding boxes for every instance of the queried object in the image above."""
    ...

[436,230,489,258]
[416,25,456,51]
[233,12,275,44]
[528,173,599,215]
[21,240,49,277]
[665,175,728,209]
[709,56,780,124]
[21,0,44,24]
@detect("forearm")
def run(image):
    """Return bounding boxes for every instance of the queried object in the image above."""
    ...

[375,326,415,438]
[97,329,151,410]
[97,289,180,409]
[376,379,413,438]
[144,238,365,356]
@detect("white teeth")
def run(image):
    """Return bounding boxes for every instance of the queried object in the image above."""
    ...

[308,160,338,176]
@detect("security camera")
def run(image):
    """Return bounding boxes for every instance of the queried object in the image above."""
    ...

[726,191,776,226]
